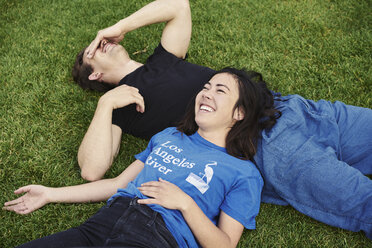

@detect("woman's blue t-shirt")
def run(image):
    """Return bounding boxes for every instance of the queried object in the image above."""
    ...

[110,127,263,247]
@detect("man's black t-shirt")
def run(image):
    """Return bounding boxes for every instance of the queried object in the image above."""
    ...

[112,44,215,139]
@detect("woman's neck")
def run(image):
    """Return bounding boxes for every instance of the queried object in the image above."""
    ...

[197,128,228,148]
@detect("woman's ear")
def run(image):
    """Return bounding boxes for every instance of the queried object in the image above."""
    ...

[88,72,103,81]
[233,107,245,121]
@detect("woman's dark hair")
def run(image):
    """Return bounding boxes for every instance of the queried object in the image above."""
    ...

[72,48,116,92]
[177,67,281,160]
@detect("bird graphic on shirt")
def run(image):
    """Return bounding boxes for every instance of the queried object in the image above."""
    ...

[200,161,217,184]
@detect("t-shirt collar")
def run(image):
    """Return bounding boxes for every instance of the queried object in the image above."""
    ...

[190,131,227,153]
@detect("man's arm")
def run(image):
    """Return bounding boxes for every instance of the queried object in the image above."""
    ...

[79,0,192,181]
[78,85,144,181]
[87,0,191,59]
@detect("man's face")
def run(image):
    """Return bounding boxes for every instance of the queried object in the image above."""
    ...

[83,41,129,77]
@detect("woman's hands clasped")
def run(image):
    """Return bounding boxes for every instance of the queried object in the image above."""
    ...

[3,185,51,215]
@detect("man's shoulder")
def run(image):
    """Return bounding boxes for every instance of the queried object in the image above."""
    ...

[145,43,183,65]
[151,127,180,140]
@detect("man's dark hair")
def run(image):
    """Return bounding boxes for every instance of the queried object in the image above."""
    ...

[72,48,116,92]
[177,67,281,160]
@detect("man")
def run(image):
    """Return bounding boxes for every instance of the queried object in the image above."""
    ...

[73,0,215,181]
[73,0,372,239]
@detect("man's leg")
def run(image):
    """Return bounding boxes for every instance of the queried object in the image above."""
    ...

[258,100,372,239]
[284,146,372,239]
[334,101,372,175]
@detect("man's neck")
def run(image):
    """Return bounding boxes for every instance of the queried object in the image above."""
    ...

[110,59,143,85]
[120,60,143,79]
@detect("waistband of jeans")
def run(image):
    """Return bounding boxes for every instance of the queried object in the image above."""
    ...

[108,196,166,225]
[108,196,179,247]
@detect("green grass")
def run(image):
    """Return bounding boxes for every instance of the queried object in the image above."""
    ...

[0,0,371,247]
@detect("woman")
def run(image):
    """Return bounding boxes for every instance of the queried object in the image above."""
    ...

[3,68,280,248]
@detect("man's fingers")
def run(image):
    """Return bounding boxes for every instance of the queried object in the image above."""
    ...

[86,37,101,59]
[127,89,145,112]
[134,98,145,113]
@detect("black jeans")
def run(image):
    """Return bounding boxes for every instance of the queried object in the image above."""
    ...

[17,197,179,248]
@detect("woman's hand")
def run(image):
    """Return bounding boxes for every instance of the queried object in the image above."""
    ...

[138,178,192,211]
[86,22,125,58]
[3,185,51,215]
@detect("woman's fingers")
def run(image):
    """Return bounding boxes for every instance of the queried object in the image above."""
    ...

[14,185,32,195]
[3,199,27,212]
[137,198,158,205]
[3,196,24,207]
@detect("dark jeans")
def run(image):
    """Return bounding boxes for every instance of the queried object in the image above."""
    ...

[17,197,179,248]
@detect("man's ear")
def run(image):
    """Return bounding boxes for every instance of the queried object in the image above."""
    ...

[88,72,103,81]
[233,107,245,121]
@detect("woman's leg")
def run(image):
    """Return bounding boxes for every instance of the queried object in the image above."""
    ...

[16,197,130,248]
[104,198,178,248]
[16,228,91,248]
[16,197,178,248]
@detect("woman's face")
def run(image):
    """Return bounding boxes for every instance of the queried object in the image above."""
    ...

[195,73,243,132]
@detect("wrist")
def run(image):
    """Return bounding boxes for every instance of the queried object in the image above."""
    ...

[98,95,115,111]
[44,187,54,203]
[180,195,194,213]
[117,19,128,35]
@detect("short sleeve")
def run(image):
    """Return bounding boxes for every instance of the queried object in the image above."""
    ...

[112,104,138,131]
[220,175,263,229]
[145,43,183,67]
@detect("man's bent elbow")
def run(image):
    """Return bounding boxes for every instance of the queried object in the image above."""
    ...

[79,158,111,181]
[78,155,112,181]
[80,167,105,182]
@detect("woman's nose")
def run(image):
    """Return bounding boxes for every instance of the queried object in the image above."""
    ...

[202,90,212,100]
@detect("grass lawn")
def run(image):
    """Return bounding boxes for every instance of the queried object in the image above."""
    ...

[1,0,371,247]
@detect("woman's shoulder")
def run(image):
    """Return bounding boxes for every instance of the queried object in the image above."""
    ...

[213,151,262,180]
